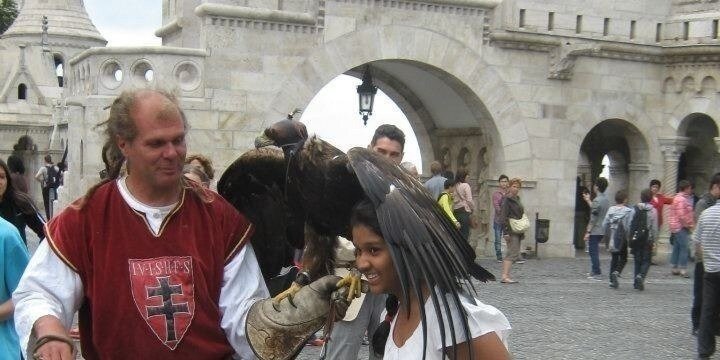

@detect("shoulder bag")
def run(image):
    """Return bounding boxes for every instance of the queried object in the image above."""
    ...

[509,213,530,234]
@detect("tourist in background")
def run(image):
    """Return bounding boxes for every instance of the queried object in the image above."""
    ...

[498,178,524,284]
[438,179,460,228]
[649,179,674,263]
[400,161,418,179]
[691,173,720,335]
[584,177,610,281]
[34,154,60,219]
[452,169,474,242]
[186,153,215,187]
[0,159,44,245]
[574,178,591,252]
[629,189,658,291]
[183,164,211,188]
[6,155,28,194]
[693,180,720,360]
[602,190,633,289]
[650,179,673,229]
[668,179,695,278]
[492,175,510,263]
[423,161,447,200]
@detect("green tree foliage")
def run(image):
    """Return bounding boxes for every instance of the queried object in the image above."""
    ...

[0,0,19,35]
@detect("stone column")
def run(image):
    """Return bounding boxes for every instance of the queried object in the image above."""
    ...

[627,163,650,201]
[658,136,689,194]
[714,137,720,174]
[607,164,627,198]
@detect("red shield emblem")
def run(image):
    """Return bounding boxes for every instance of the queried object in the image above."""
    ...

[129,256,195,350]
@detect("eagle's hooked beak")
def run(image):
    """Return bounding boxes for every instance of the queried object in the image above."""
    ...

[254,133,275,148]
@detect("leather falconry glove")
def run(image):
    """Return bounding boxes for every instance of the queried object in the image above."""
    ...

[246,275,350,360]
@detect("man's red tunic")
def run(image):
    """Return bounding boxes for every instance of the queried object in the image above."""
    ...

[46,183,252,359]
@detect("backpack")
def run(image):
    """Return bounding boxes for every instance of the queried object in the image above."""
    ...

[608,216,627,253]
[45,165,60,189]
[629,205,651,250]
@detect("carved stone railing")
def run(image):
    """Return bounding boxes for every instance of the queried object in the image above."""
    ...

[66,46,208,98]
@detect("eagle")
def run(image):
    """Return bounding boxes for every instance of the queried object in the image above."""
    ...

[217,117,494,306]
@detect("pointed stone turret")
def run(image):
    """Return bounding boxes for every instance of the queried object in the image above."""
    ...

[2,0,106,46]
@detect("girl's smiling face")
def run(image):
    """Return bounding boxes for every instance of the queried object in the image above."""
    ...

[352,224,399,296]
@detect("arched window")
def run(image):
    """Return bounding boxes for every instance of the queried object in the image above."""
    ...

[54,54,64,87]
[18,84,27,100]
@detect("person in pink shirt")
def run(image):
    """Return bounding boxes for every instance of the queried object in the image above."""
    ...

[668,180,695,277]
[452,169,475,242]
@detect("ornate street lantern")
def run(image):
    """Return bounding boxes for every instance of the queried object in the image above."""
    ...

[356,66,377,125]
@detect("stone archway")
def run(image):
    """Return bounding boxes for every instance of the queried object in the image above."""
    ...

[678,113,719,193]
[265,25,530,256]
[579,119,651,199]
[573,119,651,251]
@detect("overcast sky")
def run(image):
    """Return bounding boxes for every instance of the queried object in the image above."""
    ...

[82,1,422,171]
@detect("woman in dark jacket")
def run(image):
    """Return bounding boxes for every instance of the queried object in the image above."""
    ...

[498,178,525,284]
[7,154,28,194]
[0,158,44,245]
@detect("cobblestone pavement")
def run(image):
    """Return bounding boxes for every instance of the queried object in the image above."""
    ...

[27,235,701,359]
[298,253,701,360]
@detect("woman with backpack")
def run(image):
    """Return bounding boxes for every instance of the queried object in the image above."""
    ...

[601,190,634,289]
[34,154,60,219]
[629,189,659,291]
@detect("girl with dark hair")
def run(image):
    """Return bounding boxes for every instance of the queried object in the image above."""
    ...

[0,158,44,244]
[7,154,28,193]
[350,199,510,359]
[452,169,474,242]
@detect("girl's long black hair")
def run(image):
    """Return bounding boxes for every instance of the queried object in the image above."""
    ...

[350,199,398,356]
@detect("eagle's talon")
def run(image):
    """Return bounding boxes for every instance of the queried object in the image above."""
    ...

[273,281,303,307]
[335,269,363,303]
[287,294,296,308]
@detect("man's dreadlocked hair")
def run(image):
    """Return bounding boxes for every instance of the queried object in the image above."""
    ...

[77,89,188,208]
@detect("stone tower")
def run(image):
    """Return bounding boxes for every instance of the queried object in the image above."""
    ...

[0,0,107,205]
[3,0,105,46]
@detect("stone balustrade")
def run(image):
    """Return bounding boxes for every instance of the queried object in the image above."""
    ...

[65,47,208,98]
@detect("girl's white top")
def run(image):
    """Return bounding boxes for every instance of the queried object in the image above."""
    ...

[383,290,511,360]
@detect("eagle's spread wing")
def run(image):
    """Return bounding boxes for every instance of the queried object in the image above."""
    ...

[347,147,495,358]
[217,147,305,281]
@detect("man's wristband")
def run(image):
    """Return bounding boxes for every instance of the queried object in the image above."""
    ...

[32,334,76,358]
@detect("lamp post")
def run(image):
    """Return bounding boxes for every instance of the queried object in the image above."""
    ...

[356,66,377,126]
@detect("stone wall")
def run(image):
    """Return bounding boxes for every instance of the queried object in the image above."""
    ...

[44,0,720,258]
